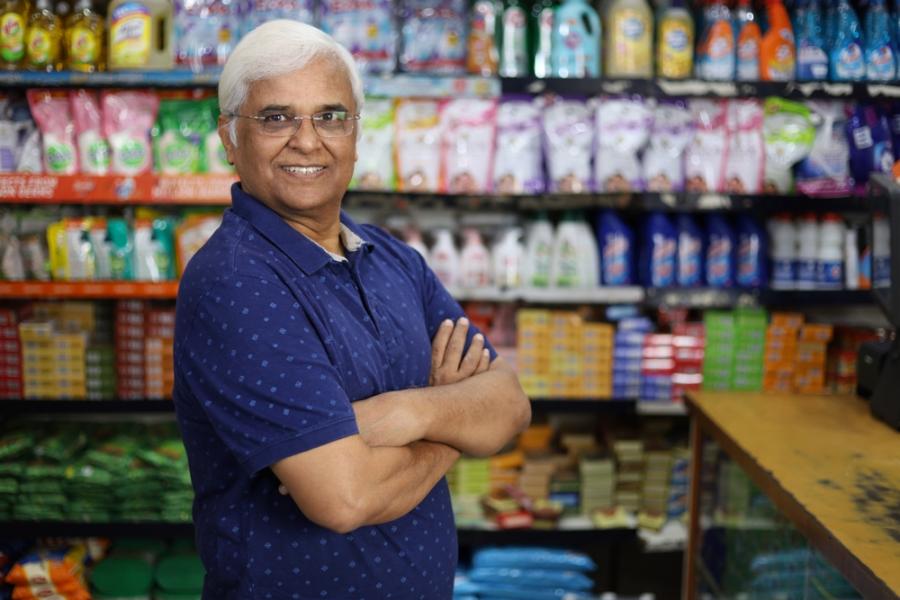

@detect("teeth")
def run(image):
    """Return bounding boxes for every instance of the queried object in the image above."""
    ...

[283,166,325,175]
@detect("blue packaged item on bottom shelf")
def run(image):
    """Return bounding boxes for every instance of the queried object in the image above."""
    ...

[472,547,597,572]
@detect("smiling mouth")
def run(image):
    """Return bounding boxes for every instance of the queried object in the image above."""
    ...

[281,165,326,176]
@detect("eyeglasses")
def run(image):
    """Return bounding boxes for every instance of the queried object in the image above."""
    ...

[228,110,361,138]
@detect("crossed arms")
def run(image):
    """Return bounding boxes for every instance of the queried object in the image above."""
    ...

[272,318,531,533]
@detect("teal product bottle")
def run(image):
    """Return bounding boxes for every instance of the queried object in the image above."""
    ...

[829,0,865,80]
[551,0,601,77]
[500,0,530,76]
[530,0,556,77]
[864,0,897,80]
[824,0,837,49]
[796,0,829,80]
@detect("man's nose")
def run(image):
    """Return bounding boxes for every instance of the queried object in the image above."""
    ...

[287,118,322,152]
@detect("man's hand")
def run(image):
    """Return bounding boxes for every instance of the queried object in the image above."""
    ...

[430,318,490,386]
[352,391,425,448]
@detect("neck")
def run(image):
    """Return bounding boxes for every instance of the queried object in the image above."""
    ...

[285,212,344,257]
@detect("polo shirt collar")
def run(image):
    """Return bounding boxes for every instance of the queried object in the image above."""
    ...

[230,183,373,275]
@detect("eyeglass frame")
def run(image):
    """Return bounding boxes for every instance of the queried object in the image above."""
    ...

[226,110,362,139]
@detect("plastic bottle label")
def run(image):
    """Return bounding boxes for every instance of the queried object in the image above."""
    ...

[772,258,794,286]
[677,233,702,286]
[852,125,873,149]
[556,239,579,287]
[68,25,99,65]
[467,0,498,75]
[797,43,829,79]
[651,236,676,287]
[500,7,528,76]
[796,259,817,285]
[611,9,652,74]
[866,44,896,80]
[703,20,736,80]
[737,236,761,286]
[658,18,692,78]
[533,8,553,77]
[109,2,151,68]
[874,256,890,286]
[736,22,761,80]
[763,29,796,80]
[27,27,55,66]
[46,142,75,173]
[834,42,865,79]
[531,242,552,287]
[603,235,631,285]
[0,12,25,62]
[816,259,843,287]
[706,236,732,287]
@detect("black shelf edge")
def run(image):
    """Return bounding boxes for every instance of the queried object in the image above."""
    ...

[500,77,900,101]
[0,70,221,88]
[0,520,194,538]
[530,398,636,413]
[456,526,634,547]
[0,400,175,413]
[760,289,876,306]
[643,288,875,308]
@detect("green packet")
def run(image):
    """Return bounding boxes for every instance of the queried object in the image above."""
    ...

[137,438,187,468]
[0,431,34,461]
[65,462,115,486]
[153,98,216,175]
[33,428,88,462]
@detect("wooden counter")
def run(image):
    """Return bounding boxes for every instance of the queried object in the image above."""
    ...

[683,391,900,600]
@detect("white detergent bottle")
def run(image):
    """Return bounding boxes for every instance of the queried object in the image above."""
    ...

[430,229,460,289]
[492,227,524,289]
[817,213,845,289]
[404,227,430,263]
[551,211,584,287]
[768,213,797,289]
[574,215,600,287]
[524,211,555,288]
[795,213,819,290]
[460,228,492,289]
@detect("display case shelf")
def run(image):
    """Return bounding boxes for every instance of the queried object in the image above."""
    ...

[0,400,174,413]
[0,281,178,299]
[0,520,194,538]
[529,398,636,413]
[0,173,235,204]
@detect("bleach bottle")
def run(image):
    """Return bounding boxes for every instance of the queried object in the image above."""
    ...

[597,210,635,285]
[705,214,736,288]
[768,214,797,289]
[734,0,762,80]
[864,0,897,81]
[676,214,704,287]
[736,215,767,288]
[639,212,677,287]
[829,0,865,81]
[760,0,796,80]
[796,0,829,80]
[551,0,601,77]
[697,0,736,80]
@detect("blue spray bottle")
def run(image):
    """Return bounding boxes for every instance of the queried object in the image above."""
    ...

[830,0,866,80]
[865,0,897,80]
[796,0,829,80]
[824,0,838,50]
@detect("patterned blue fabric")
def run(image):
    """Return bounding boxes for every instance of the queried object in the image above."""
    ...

[174,184,493,599]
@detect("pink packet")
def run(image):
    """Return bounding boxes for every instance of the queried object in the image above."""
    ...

[70,90,110,175]
[684,99,728,193]
[101,91,159,175]
[723,99,764,194]
[441,98,497,194]
[395,99,443,192]
[26,89,78,175]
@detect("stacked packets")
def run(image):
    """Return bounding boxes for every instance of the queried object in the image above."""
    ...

[613,439,644,514]
[613,317,653,399]
[455,547,597,600]
[639,450,673,529]
[732,309,768,391]
[703,311,737,391]
[579,453,616,515]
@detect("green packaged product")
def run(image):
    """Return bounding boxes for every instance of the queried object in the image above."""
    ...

[91,556,154,597]
[0,478,18,493]
[34,429,88,462]
[0,431,34,460]
[154,99,216,175]
[0,463,23,477]
[155,554,205,594]
[24,463,67,479]
[107,218,134,281]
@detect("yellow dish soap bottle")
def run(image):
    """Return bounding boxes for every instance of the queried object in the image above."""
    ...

[25,0,62,71]
[107,0,173,70]
[605,0,654,78]
[0,0,28,70]
[657,0,694,78]
[65,0,103,71]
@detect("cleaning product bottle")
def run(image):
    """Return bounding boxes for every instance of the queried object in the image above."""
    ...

[734,0,762,80]
[796,0,829,80]
[430,229,460,288]
[829,0,865,80]
[656,0,694,79]
[460,228,492,289]
[795,213,819,288]
[551,211,583,287]
[759,0,796,80]
[705,214,735,288]
[492,227,524,288]
[864,0,897,80]
[468,0,501,75]
[817,213,844,289]
[736,215,767,288]
[551,0,601,77]
[676,214,703,287]
[524,211,555,287]
[65,0,104,72]
[107,0,173,70]
[403,227,430,262]
[500,0,529,76]
[530,0,556,77]
[25,0,62,71]
[574,213,600,287]
[605,0,653,77]
[697,0,735,80]
[873,213,890,287]
[0,0,27,69]
[768,213,797,289]
[596,210,634,285]
[639,212,677,288]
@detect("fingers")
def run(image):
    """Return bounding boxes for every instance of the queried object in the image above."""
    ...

[475,348,491,374]
[442,317,470,369]
[278,484,289,496]
[430,319,453,371]
[459,333,485,376]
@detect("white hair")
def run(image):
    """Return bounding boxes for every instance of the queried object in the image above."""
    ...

[219,20,365,145]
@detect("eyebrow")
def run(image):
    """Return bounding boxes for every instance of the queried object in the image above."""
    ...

[256,103,350,113]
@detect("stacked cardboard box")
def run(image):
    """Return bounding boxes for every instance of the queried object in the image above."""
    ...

[116,301,146,399]
[794,324,834,394]
[671,324,705,403]
[519,458,557,501]
[516,310,551,398]
[0,309,21,399]
[613,439,644,513]
[732,309,767,391]
[640,450,673,524]
[19,321,87,399]
[703,312,735,391]
[581,323,614,399]
[145,308,175,399]
[548,312,582,398]
[640,334,674,403]
[613,318,653,399]
[667,448,691,521]
[763,312,804,393]
[579,455,616,514]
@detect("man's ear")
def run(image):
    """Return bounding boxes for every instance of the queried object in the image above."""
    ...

[218,115,237,165]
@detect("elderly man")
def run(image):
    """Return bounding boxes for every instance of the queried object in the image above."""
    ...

[172,19,531,600]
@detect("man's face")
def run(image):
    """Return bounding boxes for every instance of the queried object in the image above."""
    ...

[220,57,358,222]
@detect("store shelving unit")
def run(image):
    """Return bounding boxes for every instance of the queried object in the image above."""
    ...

[0,400,174,413]
[0,281,178,299]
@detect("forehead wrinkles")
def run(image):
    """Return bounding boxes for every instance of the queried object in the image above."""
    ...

[243,58,355,114]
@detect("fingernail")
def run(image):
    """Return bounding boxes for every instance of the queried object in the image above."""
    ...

[459,317,469,326]
[474,333,483,341]
[441,319,452,327]
[482,349,490,356]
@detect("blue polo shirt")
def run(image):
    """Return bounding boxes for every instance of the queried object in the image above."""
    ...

[173,184,494,600]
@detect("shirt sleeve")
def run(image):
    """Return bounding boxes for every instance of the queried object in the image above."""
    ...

[175,275,359,476]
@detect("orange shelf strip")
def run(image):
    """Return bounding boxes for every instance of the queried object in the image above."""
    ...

[0,174,235,204]
[0,281,179,299]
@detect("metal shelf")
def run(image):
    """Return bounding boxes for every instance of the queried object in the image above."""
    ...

[760,289,876,306]
[0,520,194,538]
[448,286,645,305]
[456,526,634,547]
[0,400,174,413]
[530,399,635,413]
[644,288,761,309]
[0,281,178,299]
[637,402,689,416]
